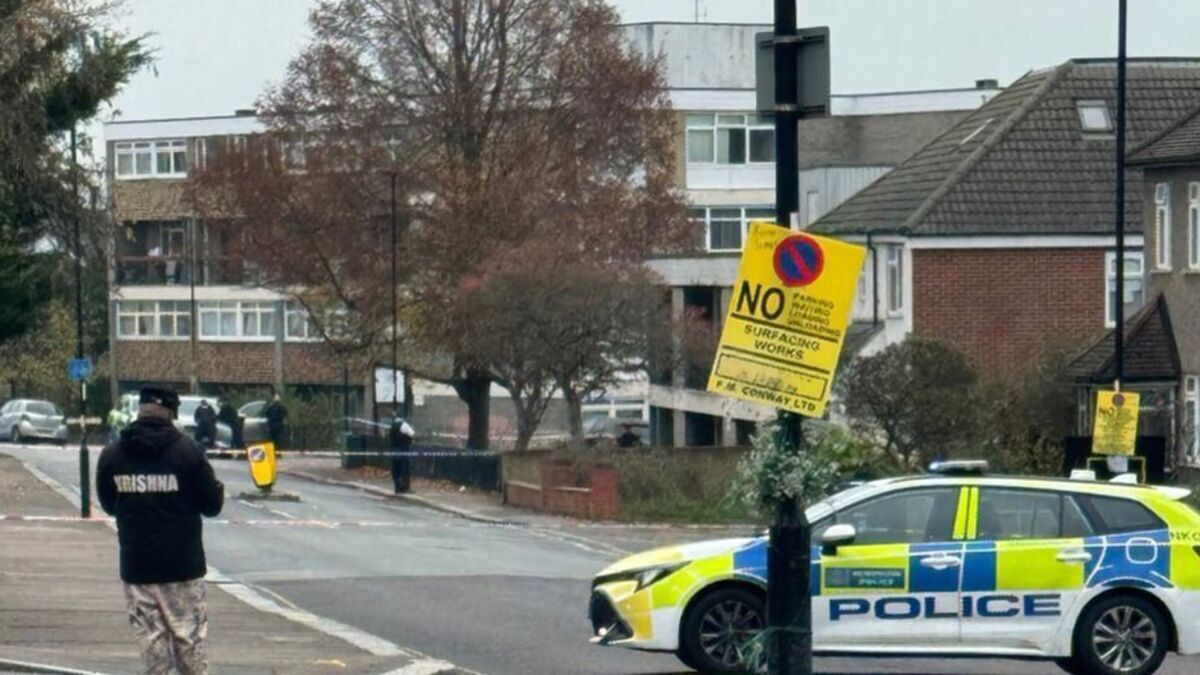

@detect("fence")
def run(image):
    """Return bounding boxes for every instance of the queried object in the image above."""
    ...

[336,435,502,493]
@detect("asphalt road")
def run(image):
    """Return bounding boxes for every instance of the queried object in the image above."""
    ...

[6,443,1200,675]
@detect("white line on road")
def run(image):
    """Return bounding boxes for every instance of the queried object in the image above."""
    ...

[15,454,466,673]
[379,660,462,675]
[267,507,297,520]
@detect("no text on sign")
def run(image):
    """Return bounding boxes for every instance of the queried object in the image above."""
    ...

[1092,390,1140,456]
[707,222,866,418]
[68,357,92,382]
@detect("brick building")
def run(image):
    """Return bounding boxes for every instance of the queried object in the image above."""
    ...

[810,59,1200,380]
[1071,100,1200,465]
[103,114,363,406]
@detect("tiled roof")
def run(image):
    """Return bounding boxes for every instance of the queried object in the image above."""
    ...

[1128,101,1200,165]
[811,60,1200,236]
[1068,294,1181,383]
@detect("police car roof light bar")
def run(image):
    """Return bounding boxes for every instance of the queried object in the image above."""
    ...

[927,459,988,475]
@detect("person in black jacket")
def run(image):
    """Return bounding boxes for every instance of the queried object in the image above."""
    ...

[97,386,224,675]
[264,393,288,450]
[193,399,218,448]
[216,399,242,449]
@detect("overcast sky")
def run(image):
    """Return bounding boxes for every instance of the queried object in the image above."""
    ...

[102,0,1200,123]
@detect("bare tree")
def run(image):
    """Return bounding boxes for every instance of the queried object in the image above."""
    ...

[190,0,692,449]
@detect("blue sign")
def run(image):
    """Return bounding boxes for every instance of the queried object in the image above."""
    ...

[68,357,92,382]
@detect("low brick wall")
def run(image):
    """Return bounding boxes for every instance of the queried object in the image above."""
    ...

[501,460,618,520]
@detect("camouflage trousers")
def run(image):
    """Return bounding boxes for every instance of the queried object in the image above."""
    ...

[123,579,208,675]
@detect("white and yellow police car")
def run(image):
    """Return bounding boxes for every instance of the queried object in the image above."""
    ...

[590,464,1200,675]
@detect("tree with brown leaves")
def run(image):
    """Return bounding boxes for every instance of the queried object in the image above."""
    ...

[190,0,692,449]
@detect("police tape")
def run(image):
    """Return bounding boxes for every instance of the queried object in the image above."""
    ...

[0,513,515,528]
[214,450,499,459]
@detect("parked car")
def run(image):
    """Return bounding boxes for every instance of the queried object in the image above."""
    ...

[176,395,231,447]
[590,464,1200,675]
[236,400,269,444]
[0,399,68,445]
[584,416,649,446]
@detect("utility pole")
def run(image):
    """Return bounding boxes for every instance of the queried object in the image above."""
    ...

[768,1,811,673]
[390,172,400,418]
[70,121,90,520]
[1114,0,1127,386]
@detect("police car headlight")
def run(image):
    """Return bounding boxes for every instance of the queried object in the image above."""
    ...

[635,564,685,591]
[595,563,686,592]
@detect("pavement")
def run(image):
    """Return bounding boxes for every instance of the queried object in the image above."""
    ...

[0,451,464,675]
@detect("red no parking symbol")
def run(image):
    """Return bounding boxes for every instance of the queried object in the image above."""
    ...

[773,234,825,287]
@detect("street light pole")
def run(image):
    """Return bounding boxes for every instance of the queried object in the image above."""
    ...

[70,122,90,520]
[1114,0,1127,385]
[768,1,811,674]
[390,172,399,417]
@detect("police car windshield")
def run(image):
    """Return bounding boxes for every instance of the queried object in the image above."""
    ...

[805,481,881,522]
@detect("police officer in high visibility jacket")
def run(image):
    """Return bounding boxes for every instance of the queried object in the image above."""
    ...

[97,386,224,674]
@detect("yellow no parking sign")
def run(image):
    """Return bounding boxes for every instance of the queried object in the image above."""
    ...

[707,222,865,418]
[1093,390,1140,456]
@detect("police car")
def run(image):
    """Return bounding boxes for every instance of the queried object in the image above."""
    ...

[589,463,1200,674]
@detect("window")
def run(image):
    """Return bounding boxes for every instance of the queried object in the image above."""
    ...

[1155,182,1172,269]
[1077,100,1113,132]
[240,302,277,338]
[156,301,192,338]
[805,190,821,226]
[285,302,317,340]
[26,401,60,416]
[115,140,188,179]
[1185,376,1199,464]
[116,301,191,339]
[116,301,156,337]
[1078,495,1164,534]
[1189,183,1200,270]
[691,206,774,252]
[686,113,774,165]
[199,301,239,338]
[886,245,904,313]
[1105,252,1144,327]
[834,488,958,546]
[977,489,1064,541]
[196,301,280,340]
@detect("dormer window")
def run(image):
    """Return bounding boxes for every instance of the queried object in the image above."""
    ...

[1077,100,1113,133]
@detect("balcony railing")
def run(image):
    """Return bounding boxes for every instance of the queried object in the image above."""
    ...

[117,256,253,286]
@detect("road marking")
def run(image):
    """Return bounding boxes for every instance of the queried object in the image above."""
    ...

[268,507,297,520]
[379,660,461,675]
[14,457,465,672]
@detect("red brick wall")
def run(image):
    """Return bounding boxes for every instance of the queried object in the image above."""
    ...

[115,340,350,385]
[912,248,1106,377]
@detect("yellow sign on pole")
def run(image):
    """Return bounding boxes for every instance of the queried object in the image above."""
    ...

[1092,390,1140,456]
[707,222,866,418]
[246,441,278,490]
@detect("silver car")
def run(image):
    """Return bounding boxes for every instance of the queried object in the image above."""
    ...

[0,399,68,444]
[176,396,232,447]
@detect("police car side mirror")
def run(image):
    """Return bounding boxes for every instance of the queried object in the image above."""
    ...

[820,524,856,555]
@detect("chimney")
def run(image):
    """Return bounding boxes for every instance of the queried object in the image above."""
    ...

[234,108,256,117]
[975,78,999,90]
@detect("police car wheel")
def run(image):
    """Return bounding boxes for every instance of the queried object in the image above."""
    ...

[1073,594,1169,675]
[679,587,765,674]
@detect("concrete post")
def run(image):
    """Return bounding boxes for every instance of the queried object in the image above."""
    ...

[670,287,687,447]
[273,301,285,394]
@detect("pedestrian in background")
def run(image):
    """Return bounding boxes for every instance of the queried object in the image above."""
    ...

[193,399,217,448]
[264,393,288,450]
[389,417,415,494]
[96,386,225,675]
[217,400,242,449]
